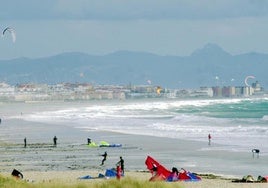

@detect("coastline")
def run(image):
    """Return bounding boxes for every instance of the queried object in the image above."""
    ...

[0,123,267,188]
[0,101,268,187]
[1,117,267,178]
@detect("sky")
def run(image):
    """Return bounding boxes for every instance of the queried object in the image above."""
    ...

[1,0,268,59]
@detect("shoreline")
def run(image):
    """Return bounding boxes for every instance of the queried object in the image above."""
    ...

[1,101,268,187]
[1,134,267,187]
[0,117,266,178]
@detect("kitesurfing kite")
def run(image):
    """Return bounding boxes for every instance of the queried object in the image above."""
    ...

[145,156,201,182]
[2,27,16,43]
[245,75,255,87]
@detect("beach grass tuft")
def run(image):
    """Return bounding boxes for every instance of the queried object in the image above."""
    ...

[0,175,183,188]
[93,178,182,188]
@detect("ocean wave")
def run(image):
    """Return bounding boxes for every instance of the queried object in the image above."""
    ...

[8,98,268,152]
[262,115,268,121]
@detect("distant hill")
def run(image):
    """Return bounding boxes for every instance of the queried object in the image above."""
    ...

[0,43,268,89]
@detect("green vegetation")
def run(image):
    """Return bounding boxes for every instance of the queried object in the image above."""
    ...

[0,175,183,188]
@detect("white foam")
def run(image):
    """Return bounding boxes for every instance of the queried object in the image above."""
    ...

[10,98,268,152]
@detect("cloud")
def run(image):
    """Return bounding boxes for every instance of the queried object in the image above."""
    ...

[0,0,55,20]
[1,0,268,21]
[52,0,268,20]
[1,0,268,60]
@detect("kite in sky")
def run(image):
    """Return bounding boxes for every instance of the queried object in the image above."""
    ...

[2,27,16,43]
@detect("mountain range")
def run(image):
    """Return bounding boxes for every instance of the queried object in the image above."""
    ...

[0,43,267,89]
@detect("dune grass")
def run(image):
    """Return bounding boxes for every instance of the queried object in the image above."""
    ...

[92,178,183,188]
[0,175,183,188]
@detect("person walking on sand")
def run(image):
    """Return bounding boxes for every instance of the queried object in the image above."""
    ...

[208,133,211,145]
[53,136,57,147]
[100,151,107,165]
[117,156,124,174]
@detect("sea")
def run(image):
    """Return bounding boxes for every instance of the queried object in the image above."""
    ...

[2,97,268,177]
[14,97,268,152]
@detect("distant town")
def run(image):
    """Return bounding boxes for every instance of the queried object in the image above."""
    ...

[0,81,266,102]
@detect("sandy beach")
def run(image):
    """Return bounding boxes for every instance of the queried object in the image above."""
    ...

[0,102,267,187]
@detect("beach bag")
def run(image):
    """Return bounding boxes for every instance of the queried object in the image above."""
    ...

[11,169,23,179]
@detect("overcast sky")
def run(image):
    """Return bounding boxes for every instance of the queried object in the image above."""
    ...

[1,0,268,59]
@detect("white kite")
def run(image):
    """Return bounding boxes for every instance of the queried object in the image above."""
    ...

[2,27,16,43]
[244,75,255,87]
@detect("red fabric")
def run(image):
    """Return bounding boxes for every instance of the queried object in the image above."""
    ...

[178,169,201,181]
[145,156,171,179]
[116,166,121,180]
[178,171,190,180]
[149,173,166,181]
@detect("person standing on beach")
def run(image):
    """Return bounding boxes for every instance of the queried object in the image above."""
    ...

[117,156,124,174]
[101,151,107,165]
[24,137,27,148]
[53,136,57,147]
[208,133,211,145]
[87,138,91,145]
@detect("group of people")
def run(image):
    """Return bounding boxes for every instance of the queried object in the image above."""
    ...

[23,136,58,148]
[23,136,125,174]
[100,151,124,174]
[87,137,124,174]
